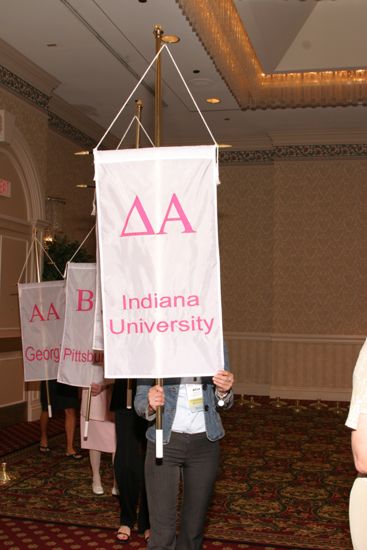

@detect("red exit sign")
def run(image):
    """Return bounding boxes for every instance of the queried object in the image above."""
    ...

[0,179,11,197]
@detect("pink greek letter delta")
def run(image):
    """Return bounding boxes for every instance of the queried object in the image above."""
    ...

[120,193,196,237]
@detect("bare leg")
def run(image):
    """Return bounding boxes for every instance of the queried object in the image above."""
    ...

[40,410,49,448]
[90,449,104,494]
[112,452,119,495]
[64,408,77,455]
[350,477,367,550]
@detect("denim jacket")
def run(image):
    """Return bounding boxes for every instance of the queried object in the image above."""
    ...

[134,345,233,444]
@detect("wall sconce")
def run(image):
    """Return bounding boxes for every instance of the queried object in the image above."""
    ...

[44,196,66,243]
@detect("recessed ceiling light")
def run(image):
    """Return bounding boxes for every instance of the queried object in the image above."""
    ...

[76,184,95,188]
[46,43,58,47]
[162,34,180,44]
[218,144,232,148]
[206,97,221,104]
[191,78,213,88]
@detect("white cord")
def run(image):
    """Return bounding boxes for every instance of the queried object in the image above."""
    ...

[64,224,96,277]
[95,43,218,150]
[35,236,64,279]
[164,47,218,147]
[95,43,167,149]
[18,238,36,283]
[116,115,155,149]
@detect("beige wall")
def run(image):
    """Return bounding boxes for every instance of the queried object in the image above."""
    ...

[219,157,367,400]
[0,87,95,418]
[218,163,273,334]
[0,87,48,195]
[273,159,367,335]
[0,87,47,416]
[219,158,367,335]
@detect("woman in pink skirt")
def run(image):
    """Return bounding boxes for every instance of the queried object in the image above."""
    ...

[80,382,117,495]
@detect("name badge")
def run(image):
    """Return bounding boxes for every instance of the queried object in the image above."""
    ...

[186,384,204,413]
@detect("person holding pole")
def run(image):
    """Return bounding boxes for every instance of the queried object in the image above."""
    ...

[39,380,82,458]
[110,379,150,543]
[80,382,117,495]
[134,344,234,550]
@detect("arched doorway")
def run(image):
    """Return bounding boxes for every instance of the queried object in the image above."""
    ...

[0,115,46,423]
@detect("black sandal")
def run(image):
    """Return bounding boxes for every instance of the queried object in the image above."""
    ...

[116,526,131,543]
[65,452,83,460]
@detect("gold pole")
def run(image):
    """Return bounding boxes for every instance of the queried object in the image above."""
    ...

[135,98,143,149]
[153,24,163,147]
[126,99,144,410]
[35,227,53,419]
[153,26,164,450]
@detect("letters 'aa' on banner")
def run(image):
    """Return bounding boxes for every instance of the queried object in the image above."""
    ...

[94,145,224,379]
[18,280,65,382]
[57,263,103,388]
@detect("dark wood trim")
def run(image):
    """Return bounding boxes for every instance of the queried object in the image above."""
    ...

[0,402,26,428]
[0,337,22,353]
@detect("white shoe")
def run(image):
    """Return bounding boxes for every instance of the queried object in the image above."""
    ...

[112,486,119,496]
[92,482,104,495]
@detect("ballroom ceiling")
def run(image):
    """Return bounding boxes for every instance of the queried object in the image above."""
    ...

[0,0,366,149]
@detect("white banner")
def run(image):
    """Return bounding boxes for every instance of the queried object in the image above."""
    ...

[94,145,223,379]
[18,280,65,382]
[92,230,104,351]
[58,263,103,387]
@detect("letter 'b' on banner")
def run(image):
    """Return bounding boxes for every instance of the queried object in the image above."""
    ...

[94,145,224,379]
[58,263,103,388]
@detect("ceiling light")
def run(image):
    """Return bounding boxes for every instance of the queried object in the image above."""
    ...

[206,97,221,104]
[218,144,232,148]
[76,184,95,188]
[162,35,180,44]
[74,150,91,156]
[46,43,57,47]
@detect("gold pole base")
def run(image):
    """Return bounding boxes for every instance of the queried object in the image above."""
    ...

[241,395,261,408]
[290,399,307,413]
[0,462,17,485]
[269,397,287,408]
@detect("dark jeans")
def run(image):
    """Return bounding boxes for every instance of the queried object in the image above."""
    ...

[114,409,149,532]
[145,432,220,550]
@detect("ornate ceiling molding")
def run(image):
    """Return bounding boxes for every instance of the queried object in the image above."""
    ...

[0,64,108,149]
[178,0,367,110]
[219,143,367,165]
[48,112,97,150]
[0,64,50,111]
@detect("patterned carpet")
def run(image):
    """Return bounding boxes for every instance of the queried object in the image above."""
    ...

[0,517,296,550]
[0,411,64,457]
[0,398,355,549]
